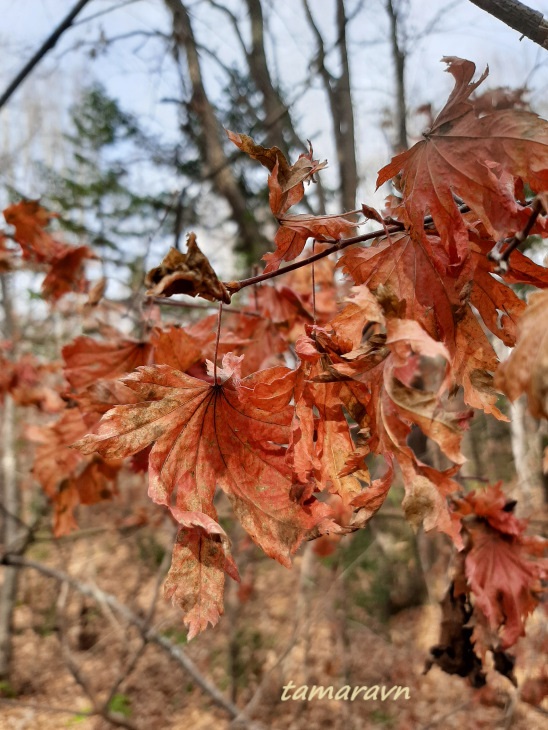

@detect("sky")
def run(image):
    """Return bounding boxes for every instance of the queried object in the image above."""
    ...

[2,0,548,273]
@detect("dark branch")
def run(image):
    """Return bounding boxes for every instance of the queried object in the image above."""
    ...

[0,0,94,111]
[468,0,548,49]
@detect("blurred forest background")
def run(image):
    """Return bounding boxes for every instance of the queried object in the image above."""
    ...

[0,1,548,728]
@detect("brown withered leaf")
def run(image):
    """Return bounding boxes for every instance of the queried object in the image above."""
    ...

[145,234,231,304]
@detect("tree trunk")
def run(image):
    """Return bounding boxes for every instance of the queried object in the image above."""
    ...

[386,0,408,152]
[0,275,20,680]
[302,0,359,212]
[164,0,269,267]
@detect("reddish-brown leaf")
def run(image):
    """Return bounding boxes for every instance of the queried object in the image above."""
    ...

[165,518,239,639]
[465,521,546,648]
[41,244,95,302]
[377,58,548,264]
[3,200,60,262]
[27,408,119,536]
[74,357,336,568]
[63,336,154,391]
[151,325,203,372]
[338,230,469,346]
[227,131,327,216]
[263,212,357,273]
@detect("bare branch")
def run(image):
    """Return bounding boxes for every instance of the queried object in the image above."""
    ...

[1,554,262,729]
[0,0,94,112]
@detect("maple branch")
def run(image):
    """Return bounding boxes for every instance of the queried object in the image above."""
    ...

[468,0,548,49]
[225,223,404,292]
[0,554,261,729]
[223,202,470,294]
[487,197,544,272]
[0,0,93,111]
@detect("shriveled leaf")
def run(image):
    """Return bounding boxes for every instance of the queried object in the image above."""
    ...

[145,234,230,304]
[425,581,486,687]
[377,57,548,263]
[227,131,327,216]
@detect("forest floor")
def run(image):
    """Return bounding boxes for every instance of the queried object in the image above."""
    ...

[1,490,547,730]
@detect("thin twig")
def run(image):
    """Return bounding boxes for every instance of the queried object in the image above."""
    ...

[0,554,260,728]
[0,0,93,111]
[150,296,261,317]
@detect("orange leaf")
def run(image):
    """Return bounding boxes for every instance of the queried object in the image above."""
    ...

[165,519,239,640]
[41,244,95,302]
[263,212,357,273]
[377,57,548,264]
[63,336,154,391]
[3,200,60,262]
[74,358,336,568]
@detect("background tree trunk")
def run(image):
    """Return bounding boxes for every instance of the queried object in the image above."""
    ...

[0,275,20,680]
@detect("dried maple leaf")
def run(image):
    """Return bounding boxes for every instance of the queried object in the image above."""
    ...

[63,336,154,391]
[377,57,548,264]
[454,484,548,649]
[3,201,95,302]
[465,521,546,648]
[41,244,95,302]
[3,200,60,262]
[227,131,346,273]
[263,211,357,273]
[297,317,465,543]
[227,131,326,216]
[495,290,548,418]
[425,579,487,687]
[27,408,119,536]
[338,230,469,346]
[145,234,230,304]
[165,515,239,639]
[74,357,336,568]
[151,325,203,372]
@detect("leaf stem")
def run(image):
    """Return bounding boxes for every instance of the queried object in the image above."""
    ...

[214,302,223,385]
[150,296,261,317]
[311,239,316,325]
